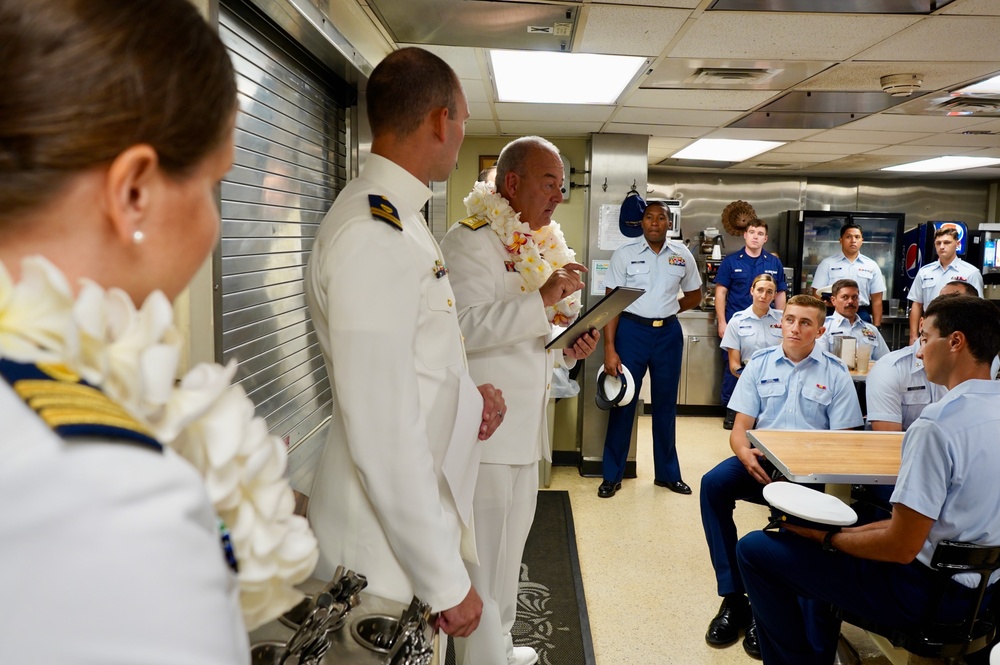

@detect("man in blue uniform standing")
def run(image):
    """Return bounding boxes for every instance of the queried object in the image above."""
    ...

[715,218,787,429]
[736,295,1000,665]
[700,295,862,658]
[811,222,886,326]
[598,200,702,498]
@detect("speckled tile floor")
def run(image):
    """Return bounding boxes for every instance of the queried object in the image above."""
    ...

[545,415,893,665]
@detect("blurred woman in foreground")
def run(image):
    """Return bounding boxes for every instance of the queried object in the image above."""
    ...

[0,0,316,661]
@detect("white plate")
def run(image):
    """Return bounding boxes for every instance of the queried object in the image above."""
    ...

[763,482,857,527]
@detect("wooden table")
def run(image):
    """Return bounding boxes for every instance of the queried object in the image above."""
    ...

[849,360,875,382]
[747,429,903,485]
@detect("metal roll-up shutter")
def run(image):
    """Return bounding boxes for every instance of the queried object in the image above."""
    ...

[219,0,350,448]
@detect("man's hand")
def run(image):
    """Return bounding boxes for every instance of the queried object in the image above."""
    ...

[434,587,483,637]
[603,348,622,377]
[717,320,726,339]
[539,262,586,307]
[564,329,599,360]
[736,445,772,485]
[477,384,505,440]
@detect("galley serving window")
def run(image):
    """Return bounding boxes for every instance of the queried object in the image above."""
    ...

[490,50,646,105]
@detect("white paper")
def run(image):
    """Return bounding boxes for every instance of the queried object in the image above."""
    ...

[598,204,632,251]
[442,371,484,529]
[590,260,610,296]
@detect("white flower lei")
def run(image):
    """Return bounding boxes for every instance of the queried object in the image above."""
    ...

[463,181,582,326]
[0,257,318,631]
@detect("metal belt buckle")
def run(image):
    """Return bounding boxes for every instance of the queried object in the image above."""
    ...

[652,319,664,327]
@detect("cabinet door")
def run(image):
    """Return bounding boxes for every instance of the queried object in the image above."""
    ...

[684,335,723,405]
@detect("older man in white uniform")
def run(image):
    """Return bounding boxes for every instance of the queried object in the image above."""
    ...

[441,136,598,665]
[305,48,505,638]
[816,279,890,361]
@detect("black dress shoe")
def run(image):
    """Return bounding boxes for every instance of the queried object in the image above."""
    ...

[723,408,736,430]
[597,481,621,498]
[705,596,751,646]
[743,619,761,659]
[654,479,692,495]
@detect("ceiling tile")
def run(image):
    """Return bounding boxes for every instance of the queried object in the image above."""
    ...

[903,133,1000,148]
[600,0,701,6]
[468,102,493,120]
[854,16,1000,61]
[806,129,932,144]
[614,107,743,125]
[578,6,690,57]
[465,120,499,135]
[644,57,837,90]
[866,145,984,156]
[624,88,779,110]
[498,120,604,136]
[604,122,713,138]
[942,0,1000,15]
[494,103,615,122]
[798,61,1000,93]
[669,13,919,60]
[775,141,884,154]
[749,152,842,164]
[839,113,992,132]
[705,127,823,141]
[461,78,490,103]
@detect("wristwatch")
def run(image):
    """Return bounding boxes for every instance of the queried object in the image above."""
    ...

[822,530,838,552]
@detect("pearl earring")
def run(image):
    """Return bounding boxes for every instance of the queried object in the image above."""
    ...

[133,230,145,244]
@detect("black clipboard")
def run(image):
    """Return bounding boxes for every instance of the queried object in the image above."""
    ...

[546,287,645,349]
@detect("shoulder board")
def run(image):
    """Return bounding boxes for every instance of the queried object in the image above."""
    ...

[0,358,162,452]
[369,194,403,231]
[458,215,489,230]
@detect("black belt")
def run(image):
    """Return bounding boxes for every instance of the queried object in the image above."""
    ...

[620,311,677,328]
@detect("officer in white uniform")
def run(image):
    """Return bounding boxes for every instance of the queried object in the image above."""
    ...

[816,279,891,361]
[0,361,249,663]
[306,49,502,638]
[720,307,783,364]
[866,341,947,431]
[812,222,887,325]
[441,136,597,665]
[908,226,984,344]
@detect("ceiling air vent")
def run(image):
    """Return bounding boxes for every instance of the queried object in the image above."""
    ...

[961,130,1000,135]
[687,67,777,85]
[933,97,1000,116]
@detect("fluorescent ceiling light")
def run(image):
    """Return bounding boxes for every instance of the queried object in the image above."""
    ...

[672,138,784,162]
[881,156,1000,173]
[490,50,645,105]
[955,74,1000,96]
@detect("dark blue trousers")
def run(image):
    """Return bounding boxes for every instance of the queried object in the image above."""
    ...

[737,530,983,665]
[601,316,683,484]
[700,457,825,597]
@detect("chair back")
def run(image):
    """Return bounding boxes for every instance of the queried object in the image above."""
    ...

[924,541,1000,644]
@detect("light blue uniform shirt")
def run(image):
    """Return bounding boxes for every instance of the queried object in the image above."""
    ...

[729,343,863,430]
[907,257,984,305]
[720,305,783,363]
[865,341,947,429]
[891,380,1000,586]
[812,252,886,305]
[816,312,891,361]
[605,237,702,319]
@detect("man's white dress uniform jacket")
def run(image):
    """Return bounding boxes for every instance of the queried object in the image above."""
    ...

[305,155,478,611]
[817,312,891,360]
[440,219,562,465]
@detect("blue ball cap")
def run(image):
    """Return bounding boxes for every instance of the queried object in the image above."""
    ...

[618,190,646,238]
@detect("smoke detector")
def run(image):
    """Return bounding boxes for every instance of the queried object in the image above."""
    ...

[881,74,923,97]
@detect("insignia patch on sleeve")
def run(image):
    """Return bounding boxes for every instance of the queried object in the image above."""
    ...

[0,359,162,452]
[458,215,489,230]
[369,194,403,231]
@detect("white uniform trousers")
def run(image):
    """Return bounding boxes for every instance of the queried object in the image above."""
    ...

[456,461,539,665]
